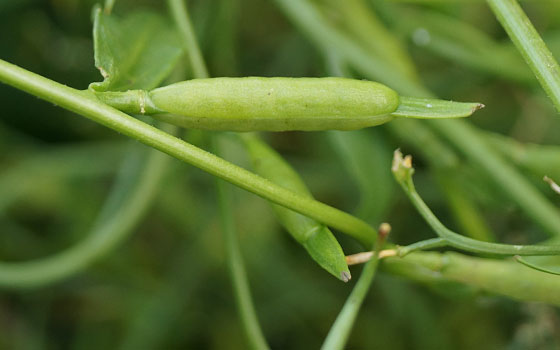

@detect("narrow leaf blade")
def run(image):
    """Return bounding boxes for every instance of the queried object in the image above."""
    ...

[392,96,484,119]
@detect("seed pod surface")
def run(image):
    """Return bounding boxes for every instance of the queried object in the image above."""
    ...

[149,77,399,131]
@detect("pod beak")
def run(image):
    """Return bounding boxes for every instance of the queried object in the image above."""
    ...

[341,271,352,283]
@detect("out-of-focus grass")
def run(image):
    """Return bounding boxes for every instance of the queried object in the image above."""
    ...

[1,0,560,349]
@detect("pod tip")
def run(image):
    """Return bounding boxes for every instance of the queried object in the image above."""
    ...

[472,103,485,113]
[341,271,352,283]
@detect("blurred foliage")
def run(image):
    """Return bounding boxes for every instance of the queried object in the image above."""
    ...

[1,0,560,349]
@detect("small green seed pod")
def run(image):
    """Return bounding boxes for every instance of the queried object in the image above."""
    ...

[95,77,481,131]
[241,133,351,281]
[95,77,397,131]
[150,77,398,131]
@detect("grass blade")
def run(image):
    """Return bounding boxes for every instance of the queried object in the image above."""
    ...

[487,0,560,112]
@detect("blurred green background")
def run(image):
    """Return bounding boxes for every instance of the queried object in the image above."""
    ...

[1,0,560,349]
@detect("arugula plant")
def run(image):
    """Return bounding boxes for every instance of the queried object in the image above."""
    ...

[1,0,560,348]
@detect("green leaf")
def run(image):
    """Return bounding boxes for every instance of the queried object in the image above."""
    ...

[391,96,484,119]
[241,133,351,282]
[89,6,183,92]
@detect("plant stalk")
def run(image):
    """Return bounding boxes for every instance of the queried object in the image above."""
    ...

[0,58,376,247]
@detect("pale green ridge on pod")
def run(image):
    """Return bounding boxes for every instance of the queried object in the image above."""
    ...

[149,77,399,131]
[241,134,351,281]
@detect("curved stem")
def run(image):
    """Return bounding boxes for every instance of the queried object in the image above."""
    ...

[397,238,448,257]
[0,139,171,288]
[393,150,560,256]
[430,119,560,237]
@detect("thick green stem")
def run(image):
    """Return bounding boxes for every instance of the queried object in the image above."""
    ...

[0,59,376,247]
[487,0,560,113]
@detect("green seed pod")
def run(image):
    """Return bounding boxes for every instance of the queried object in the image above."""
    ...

[241,133,351,281]
[95,77,482,131]
[96,77,398,131]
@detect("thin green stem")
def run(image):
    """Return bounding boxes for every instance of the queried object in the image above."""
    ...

[397,238,448,257]
[0,61,375,247]
[214,159,270,350]
[172,6,268,345]
[487,0,560,112]
[346,238,447,266]
[430,119,560,237]
[393,150,560,255]
[321,244,379,350]
[168,0,209,79]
